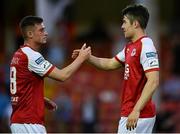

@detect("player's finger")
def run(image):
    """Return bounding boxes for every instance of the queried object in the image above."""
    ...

[126,120,133,131]
[72,53,78,59]
[134,122,137,129]
[73,49,80,53]
[133,119,137,128]
[131,123,135,130]
[81,43,86,50]
[72,50,80,58]
[54,105,58,111]
[131,119,137,130]
[132,119,136,129]
[85,47,91,55]
[126,121,130,130]
[72,51,78,56]
[129,122,133,131]
[85,46,91,51]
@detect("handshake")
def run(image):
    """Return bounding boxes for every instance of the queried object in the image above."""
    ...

[71,43,91,61]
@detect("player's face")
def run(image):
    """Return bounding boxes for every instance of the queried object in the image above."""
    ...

[32,23,48,44]
[121,16,135,39]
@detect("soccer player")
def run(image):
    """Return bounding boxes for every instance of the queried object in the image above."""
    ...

[10,16,91,133]
[72,4,159,133]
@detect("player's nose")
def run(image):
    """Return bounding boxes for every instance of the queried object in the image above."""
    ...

[45,31,48,36]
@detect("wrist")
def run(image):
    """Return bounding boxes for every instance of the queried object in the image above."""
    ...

[76,56,86,63]
[133,107,141,112]
[87,55,92,62]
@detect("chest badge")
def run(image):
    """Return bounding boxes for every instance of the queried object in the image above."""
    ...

[131,48,136,56]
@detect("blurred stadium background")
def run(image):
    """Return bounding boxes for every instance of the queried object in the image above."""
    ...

[1,0,180,133]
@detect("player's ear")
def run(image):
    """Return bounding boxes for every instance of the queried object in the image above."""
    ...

[133,20,140,28]
[27,31,33,38]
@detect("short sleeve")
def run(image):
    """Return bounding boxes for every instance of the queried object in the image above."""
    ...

[115,47,125,64]
[21,47,55,77]
[140,38,159,72]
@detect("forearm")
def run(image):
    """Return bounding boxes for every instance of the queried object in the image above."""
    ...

[60,56,85,80]
[133,79,159,112]
[48,56,85,81]
[88,55,120,70]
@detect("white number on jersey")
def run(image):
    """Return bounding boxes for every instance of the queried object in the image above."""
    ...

[10,66,17,94]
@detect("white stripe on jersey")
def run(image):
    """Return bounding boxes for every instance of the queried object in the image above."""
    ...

[115,47,125,62]
[21,47,53,77]
[140,37,159,71]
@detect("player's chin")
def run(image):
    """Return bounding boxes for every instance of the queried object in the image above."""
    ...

[41,40,47,44]
[124,34,130,39]
[123,32,127,38]
[124,33,128,38]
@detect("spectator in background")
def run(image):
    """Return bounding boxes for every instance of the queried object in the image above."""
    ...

[47,37,66,67]
[54,90,73,132]
[81,91,97,133]
[47,21,68,67]
[0,89,11,132]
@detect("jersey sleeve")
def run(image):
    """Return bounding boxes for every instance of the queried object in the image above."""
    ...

[140,38,160,72]
[22,47,55,77]
[115,47,125,65]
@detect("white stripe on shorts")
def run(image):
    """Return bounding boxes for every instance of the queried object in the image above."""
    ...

[10,123,47,134]
[117,116,156,133]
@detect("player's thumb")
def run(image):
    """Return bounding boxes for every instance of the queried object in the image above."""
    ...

[81,43,86,50]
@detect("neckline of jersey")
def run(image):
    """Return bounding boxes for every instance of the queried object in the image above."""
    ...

[21,44,37,51]
[130,35,148,44]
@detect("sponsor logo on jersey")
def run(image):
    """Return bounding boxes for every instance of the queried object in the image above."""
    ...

[148,58,159,67]
[41,61,51,70]
[146,52,156,58]
[35,57,45,65]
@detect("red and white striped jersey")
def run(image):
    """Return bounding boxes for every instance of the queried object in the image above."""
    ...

[10,45,55,125]
[115,36,159,118]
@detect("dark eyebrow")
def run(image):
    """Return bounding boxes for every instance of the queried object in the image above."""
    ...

[39,27,45,31]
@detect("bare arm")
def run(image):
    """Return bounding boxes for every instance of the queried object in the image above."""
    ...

[88,55,123,70]
[48,57,85,81]
[48,44,91,81]
[126,71,159,130]
[72,50,123,70]
[133,71,159,112]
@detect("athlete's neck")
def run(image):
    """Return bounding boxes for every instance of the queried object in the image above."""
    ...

[24,41,41,51]
[131,29,146,43]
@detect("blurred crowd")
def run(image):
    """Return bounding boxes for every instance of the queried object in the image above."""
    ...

[1,0,180,133]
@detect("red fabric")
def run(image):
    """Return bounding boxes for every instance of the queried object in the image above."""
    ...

[10,46,54,125]
[116,36,159,118]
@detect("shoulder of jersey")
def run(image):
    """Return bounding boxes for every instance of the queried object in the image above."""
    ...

[141,37,153,45]
[21,46,41,58]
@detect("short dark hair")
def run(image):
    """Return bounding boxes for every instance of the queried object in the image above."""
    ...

[122,4,149,29]
[19,16,43,39]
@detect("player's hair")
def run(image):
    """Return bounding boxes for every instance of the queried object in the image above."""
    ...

[122,4,149,29]
[19,16,43,39]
